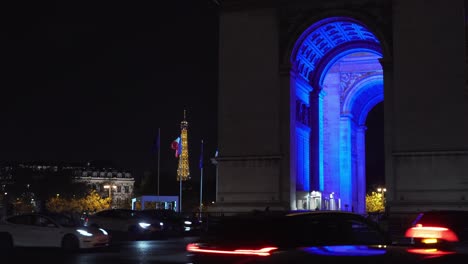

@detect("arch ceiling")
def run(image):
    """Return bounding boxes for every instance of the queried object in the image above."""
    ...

[294,18,380,81]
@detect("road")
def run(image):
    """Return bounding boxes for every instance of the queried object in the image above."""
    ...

[3,236,198,264]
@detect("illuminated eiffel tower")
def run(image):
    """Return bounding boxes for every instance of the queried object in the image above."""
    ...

[177,110,190,181]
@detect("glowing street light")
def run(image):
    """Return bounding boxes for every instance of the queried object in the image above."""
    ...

[376,187,387,209]
[377,187,386,193]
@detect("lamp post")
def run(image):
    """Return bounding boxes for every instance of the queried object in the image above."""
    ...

[104,185,117,208]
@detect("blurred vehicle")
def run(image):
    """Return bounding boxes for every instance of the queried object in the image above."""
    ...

[83,209,164,240]
[187,211,447,264]
[139,209,202,237]
[405,210,468,255]
[138,209,184,237]
[0,212,109,251]
[183,214,203,235]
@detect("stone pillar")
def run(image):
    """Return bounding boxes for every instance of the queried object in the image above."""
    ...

[309,89,321,191]
[356,125,367,214]
[214,6,287,212]
[287,69,298,210]
[379,57,394,210]
[339,115,352,209]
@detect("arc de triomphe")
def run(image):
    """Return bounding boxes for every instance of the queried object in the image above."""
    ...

[212,0,468,216]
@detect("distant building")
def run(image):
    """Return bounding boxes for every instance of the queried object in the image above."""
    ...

[0,162,135,209]
[72,165,135,209]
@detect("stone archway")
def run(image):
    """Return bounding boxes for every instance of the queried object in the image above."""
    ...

[290,17,383,213]
[214,1,466,216]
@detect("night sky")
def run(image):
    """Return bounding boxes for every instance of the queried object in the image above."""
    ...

[365,102,385,190]
[1,1,220,199]
[1,0,384,200]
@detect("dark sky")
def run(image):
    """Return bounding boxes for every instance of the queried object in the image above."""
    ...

[1,1,220,198]
[365,102,385,190]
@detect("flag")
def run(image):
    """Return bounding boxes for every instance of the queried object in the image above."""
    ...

[171,137,181,157]
[199,140,204,169]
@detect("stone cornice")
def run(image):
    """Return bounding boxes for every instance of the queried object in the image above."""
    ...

[74,177,135,182]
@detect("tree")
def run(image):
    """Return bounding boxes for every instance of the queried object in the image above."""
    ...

[46,195,68,213]
[79,190,110,213]
[366,191,385,213]
[46,190,110,214]
[12,197,35,215]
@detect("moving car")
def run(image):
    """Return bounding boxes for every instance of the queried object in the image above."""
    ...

[187,210,448,264]
[405,210,468,255]
[84,209,164,240]
[138,209,202,237]
[0,212,109,251]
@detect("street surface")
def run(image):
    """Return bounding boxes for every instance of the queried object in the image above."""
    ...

[3,236,198,264]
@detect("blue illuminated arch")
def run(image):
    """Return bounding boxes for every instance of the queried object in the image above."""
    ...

[290,17,383,213]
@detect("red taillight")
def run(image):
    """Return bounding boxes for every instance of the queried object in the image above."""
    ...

[405,224,459,242]
[186,243,278,256]
[407,248,456,255]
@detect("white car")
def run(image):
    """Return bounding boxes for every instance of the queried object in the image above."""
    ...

[0,213,109,251]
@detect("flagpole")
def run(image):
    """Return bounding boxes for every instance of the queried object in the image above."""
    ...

[199,139,204,217]
[157,127,161,197]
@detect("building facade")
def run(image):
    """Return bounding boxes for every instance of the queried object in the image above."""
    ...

[213,0,468,215]
[72,166,135,209]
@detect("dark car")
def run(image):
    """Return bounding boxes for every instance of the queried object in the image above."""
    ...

[84,209,164,241]
[187,210,449,264]
[139,209,202,237]
[404,210,468,255]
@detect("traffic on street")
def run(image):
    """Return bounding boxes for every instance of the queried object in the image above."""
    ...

[3,210,468,264]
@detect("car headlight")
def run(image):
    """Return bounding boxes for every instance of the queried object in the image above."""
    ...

[99,228,108,235]
[77,229,93,237]
[184,220,192,225]
[139,222,151,229]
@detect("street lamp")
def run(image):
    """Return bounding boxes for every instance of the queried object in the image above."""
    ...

[104,185,117,208]
[377,187,386,193]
